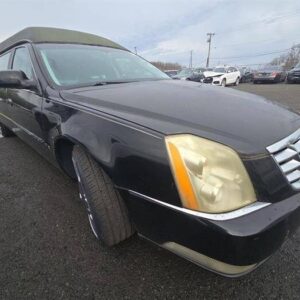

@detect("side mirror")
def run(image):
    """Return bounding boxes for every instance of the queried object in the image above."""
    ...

[0,70,37,90]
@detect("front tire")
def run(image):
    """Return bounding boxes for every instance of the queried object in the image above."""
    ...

[72,145,135,246]
[221,79,226,87]
[0,124,15,137]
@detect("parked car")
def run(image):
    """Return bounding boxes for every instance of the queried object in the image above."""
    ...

[203,66,241,86]
[253,65,286,83]
[1,27,300,277]
[239,67,253,83]
[286,62,300,83]
[194,67,207,73]
[164,69,179,78]
[173,68,204,82]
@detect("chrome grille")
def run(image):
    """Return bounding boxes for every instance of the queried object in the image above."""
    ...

[267,128,300,190]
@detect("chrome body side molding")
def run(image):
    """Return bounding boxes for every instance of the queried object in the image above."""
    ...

[128,190,270,221]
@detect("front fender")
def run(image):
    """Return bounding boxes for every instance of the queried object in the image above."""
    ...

[44,98,182,207]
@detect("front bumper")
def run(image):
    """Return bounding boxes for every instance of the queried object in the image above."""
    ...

[253,76,277,82]
[124,190,300,277]
[203,77,222,85]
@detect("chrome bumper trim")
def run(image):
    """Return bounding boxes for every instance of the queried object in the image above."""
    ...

[128,190,270,221]
[162,242,260,277]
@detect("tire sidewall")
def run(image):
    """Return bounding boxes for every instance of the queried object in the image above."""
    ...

[72,156,102,240]
[72,146,134,246]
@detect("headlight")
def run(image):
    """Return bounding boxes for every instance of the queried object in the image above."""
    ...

[165,135,256,213]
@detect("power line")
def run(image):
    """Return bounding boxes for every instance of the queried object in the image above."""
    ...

[235,63,269,67]
[216,35,300,49]
[211,47,291,60]
[216,10,300,36]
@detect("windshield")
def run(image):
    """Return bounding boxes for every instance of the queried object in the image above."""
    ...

[36,44,169,87]
[213,67,226,73]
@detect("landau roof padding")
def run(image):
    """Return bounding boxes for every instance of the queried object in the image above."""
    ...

[0,27,127,54]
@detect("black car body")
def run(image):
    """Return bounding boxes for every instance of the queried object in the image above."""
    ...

[0,28,300,277]
[287,62,300,83]
[253,65,286,83]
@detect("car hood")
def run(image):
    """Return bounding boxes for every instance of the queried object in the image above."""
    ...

[203,71,224,78]
[60,80,300,155]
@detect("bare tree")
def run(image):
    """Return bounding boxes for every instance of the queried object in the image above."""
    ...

[151,61,182,71]
[270,45,300,70]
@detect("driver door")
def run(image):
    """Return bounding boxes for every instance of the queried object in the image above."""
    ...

[0,51,12,128]
[7,45,46,149]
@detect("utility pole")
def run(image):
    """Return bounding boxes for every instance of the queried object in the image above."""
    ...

[189,50,193,68]
[206,33,215,68]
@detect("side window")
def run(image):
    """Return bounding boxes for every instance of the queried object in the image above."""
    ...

[12,47,33,79]
[0,52,10,71]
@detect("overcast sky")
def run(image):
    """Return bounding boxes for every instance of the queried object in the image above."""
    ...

[1,0,299,67]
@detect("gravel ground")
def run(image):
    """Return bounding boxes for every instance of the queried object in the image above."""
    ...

[233,82,300,112]
[0,83,300,299]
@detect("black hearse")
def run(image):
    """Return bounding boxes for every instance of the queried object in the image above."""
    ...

[0,27,299,277]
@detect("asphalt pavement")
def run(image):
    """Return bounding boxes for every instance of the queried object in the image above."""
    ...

[0,83,300,299]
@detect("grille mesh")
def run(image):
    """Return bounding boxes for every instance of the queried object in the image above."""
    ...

[267,129,300,190]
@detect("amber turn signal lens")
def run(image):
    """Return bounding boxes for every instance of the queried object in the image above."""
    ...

[167,142,199,210]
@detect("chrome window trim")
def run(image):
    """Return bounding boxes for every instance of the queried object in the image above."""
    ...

[128,190,270,221]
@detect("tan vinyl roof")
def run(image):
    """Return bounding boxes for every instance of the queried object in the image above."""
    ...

[0,27,127,54]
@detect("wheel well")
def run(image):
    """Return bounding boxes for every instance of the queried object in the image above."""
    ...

[55,138,76,179]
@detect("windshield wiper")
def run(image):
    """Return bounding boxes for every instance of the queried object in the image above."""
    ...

[93,81,133,86]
